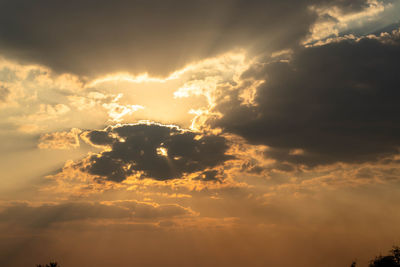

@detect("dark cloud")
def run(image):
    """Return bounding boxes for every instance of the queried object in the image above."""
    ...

[85,130,115,146]
[0,0,380,77]
[210,30,400,166]
[83,123,232,181]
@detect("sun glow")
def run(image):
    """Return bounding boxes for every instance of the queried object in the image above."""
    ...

[86,51,248,87]
[156,147,168,157]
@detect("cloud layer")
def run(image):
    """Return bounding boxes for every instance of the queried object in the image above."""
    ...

[0,0,383,77]
[0,200,193,228]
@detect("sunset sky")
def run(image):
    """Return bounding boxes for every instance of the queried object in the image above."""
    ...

[1,1,400,266]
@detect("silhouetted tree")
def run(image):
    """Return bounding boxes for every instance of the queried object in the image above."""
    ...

[36,261,59,267]
[369,246,400,267]
[350,247,400,267]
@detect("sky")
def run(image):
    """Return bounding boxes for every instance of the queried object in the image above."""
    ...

[0,1,400,266]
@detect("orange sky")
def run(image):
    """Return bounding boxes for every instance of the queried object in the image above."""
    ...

[1,1,400,266]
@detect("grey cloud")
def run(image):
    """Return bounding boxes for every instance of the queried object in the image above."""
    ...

[0,0,380,77]
[83,123,232,182]
[211,30,400,166]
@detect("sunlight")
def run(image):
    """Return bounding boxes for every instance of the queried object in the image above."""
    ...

[156,147,168,157]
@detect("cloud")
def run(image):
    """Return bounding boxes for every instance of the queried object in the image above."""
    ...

[80,122,233,182]
[101,95,144,122]
[0,200,194,228]
[14,104,71,133]
[0,202,130,228]
[194,170,224,182]
[0,84,9,102]
[206,28,400,166]
[0,0,385,77]
[305,0,389,44]
[0,55,147,132]
[110,200,195,219]
[38,128,81,150]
